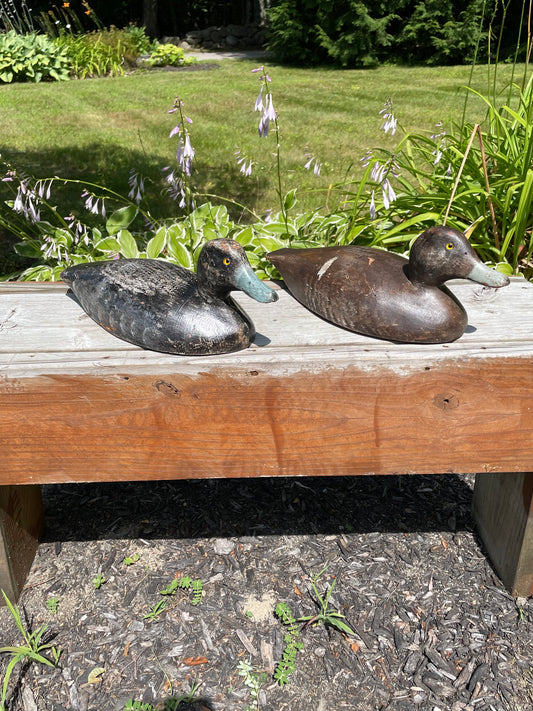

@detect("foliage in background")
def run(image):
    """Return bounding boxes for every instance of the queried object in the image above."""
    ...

[144,43,195,68]
[266,0,527,68]
[0,30,71,82]
[0,57,531,280]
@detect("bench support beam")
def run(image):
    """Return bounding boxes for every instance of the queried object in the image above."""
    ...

[0,485,43,603]
[473,471,533,597]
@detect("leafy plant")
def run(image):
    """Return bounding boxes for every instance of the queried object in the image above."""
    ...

[56,28,130,78]
[123,553,140,566]
[0,590,61,711]
[93,573,106,589]
[145,44,195,68]
[0,30,71,83]
[143,600,167,622]
[124,682,203,710]
[273,602,304,685]
[237,659,267,711]
[359,73,533,275]
[159,575,204,606]
[46,597,59,615]
[297,566,355,635]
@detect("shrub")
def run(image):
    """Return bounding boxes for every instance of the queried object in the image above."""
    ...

[55,27,132,78]
[145,44,195,68]
[266,0,494,67]
[0,30,71,83]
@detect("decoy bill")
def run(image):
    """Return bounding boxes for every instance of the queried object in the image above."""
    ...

[267,225,509,344]
[62,238,278,355]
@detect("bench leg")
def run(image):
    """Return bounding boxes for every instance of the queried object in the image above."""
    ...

[0,485,43,605]
[473,472,533,597]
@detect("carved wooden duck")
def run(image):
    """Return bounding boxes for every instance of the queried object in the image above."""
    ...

[62,239,278,355]
[267,226,509,344]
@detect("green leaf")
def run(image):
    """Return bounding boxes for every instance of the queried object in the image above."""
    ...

[117,230,139,258]
[106,205,138,235]
[283,188,298,211]
[146,228,166,259]
[94,237,121,253]
[166,233,194,269]
[328,617,356,636]
[258,235,286,252]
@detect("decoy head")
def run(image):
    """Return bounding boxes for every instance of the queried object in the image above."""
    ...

[408,226,510,288]
[196,239,278,303]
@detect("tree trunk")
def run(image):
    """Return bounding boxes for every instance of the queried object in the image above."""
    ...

[143,0,158,40]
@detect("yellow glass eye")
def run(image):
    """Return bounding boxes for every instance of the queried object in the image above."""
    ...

[446,242,454,250]
[223,257,231,266]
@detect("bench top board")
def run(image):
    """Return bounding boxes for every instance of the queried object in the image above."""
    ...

[1,278,532,484]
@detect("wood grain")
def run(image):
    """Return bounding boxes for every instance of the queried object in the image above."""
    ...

[1,279,532,485]
[0,485,43,601]
[473,472,533,597]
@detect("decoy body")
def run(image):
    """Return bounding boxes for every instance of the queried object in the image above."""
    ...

[62,239,278,355]
[267,226,509,344]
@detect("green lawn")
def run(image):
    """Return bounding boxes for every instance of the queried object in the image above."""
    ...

[1,59,526,223]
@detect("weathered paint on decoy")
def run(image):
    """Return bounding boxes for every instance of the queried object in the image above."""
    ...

[61,238,278,355]
[267,225,510,344]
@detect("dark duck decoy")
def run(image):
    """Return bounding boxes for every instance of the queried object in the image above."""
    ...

[61,238,278,355]
[267,225,509,344]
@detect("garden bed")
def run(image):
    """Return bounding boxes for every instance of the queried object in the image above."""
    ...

[1,474,532,711]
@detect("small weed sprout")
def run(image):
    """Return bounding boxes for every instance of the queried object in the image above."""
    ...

[46,597,59,615]
[93,573,106,589]
[298,566,355,635]
[123,553,140,566]
[143,599,167,623]
[159,575,204,606]
[273,602,304,686]
[0,590,61,711]
[237,659,267,711]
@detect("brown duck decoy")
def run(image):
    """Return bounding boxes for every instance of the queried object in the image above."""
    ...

[62,239,278,355]
[267,225,509,344]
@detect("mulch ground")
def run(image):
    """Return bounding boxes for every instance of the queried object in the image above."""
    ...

[1,473,532,711]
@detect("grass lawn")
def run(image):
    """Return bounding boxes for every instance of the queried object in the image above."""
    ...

[1,59,528,226]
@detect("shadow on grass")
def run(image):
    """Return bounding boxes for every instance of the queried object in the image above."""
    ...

[41,473,475,544]
[0,142,267,269]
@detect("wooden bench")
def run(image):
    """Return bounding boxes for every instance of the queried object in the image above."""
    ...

[1,278,532,602]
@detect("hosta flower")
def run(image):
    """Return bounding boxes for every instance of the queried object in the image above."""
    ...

[168,97,195,181]
[431,121,447,166]
[13,180,40,222]
[304,150,321,176]
[82,190,106,217]
[379,98,397,135]
[253,66,276,138]
[235,149,253,176]
[128,170,145,205]
[364,151,400,217]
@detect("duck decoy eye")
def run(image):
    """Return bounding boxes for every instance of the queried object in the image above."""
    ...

[223,257,231,266]
[445,242,455,251]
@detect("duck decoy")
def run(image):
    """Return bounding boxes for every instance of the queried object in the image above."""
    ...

[267,225,509,344]
[61,238,278,355]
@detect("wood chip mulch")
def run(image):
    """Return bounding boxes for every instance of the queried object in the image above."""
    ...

[1,473,532,711]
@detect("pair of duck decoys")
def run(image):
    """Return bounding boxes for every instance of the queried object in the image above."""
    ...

[61,225,509,355]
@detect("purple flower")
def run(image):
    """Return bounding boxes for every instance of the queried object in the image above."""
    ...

[304,151,321,176]
[82,190,106,217]
[369,191,376,220]
[235,150,253,176]
[128,170,145,205]
[168,97,195,179]
[379,98,397,136]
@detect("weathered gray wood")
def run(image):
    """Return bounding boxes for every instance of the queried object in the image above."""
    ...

[0,485,43,603]
[1,278,532,376]
[473,472,533,597]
